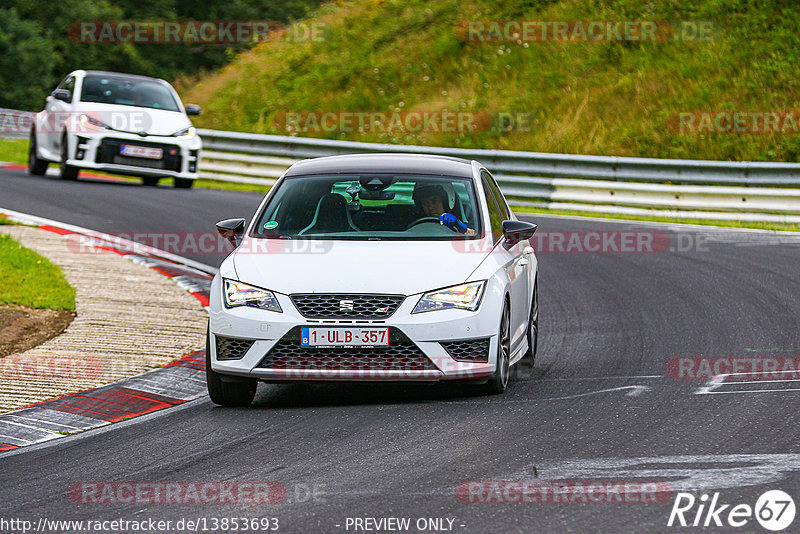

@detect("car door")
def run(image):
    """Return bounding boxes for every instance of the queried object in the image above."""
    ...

[44,75,75,156]
[481,171,529,356]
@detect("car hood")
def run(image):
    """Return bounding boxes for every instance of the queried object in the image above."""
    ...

[232,237,489,295]
[75,102,190,136]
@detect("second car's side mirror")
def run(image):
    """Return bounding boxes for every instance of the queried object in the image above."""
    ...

[216,218,246,248]
[502,220,537,249]
[185,104,202,116]
[51,89,72,103]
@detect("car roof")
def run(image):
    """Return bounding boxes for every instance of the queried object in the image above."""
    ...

[78,70,168,84]
[283,153,476,178]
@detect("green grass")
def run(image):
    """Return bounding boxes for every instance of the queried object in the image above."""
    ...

[0,137,27,165]
[183,0,800,162]
[0,233,76,311]
[514,205,800,232]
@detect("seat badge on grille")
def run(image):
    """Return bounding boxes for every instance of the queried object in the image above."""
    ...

[339,299,354,312]
[375,307,389,313]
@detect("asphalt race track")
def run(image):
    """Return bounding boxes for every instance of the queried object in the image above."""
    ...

[2,167,800,533]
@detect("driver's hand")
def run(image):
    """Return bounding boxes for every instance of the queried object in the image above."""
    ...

[439,213,468,233]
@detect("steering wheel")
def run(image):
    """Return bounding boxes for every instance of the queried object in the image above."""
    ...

[405,216,441,230]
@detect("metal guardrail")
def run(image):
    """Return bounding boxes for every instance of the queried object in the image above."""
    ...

[0,108,34,139]
[2,109,798,222]
[197,128,800,222]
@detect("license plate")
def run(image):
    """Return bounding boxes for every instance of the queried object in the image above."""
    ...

[120,145,163,159]
[300,327,389,347]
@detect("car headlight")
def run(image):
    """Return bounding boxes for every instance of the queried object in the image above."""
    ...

[412,281,486,313]
[223,279,282,313]
[173,126,196,140]
[79,114,108,131]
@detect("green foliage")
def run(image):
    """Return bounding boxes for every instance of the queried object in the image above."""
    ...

[1,0,327,110]
[184,0,800,162]
[0,234,76,311]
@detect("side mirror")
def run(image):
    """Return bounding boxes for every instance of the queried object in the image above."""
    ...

[216,218,246,248]
[185,104,202,116]
[52,89,72,103]
[502,220,537,249]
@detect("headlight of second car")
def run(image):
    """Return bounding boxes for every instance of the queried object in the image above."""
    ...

[223,279,282,312]
[173,126,196,140]
[412,281,486,314]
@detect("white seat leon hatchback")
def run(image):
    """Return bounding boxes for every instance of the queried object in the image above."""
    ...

[207,153,538,406]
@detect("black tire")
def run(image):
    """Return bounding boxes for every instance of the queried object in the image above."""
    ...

[206,328,257,407]
[28,131,48,176]
[174,178,194,189]
[141,176,160,186]
[483,301,511,395]
[521,277,538,368]
[59,134,78,181]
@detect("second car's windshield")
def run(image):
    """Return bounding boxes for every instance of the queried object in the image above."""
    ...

[254,174,482,240]
[80,75,180,112]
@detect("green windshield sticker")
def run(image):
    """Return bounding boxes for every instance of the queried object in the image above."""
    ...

[263,221,279,230]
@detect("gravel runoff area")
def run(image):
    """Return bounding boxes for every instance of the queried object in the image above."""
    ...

[0,226,208,412]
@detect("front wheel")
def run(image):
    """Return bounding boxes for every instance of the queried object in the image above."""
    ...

[206,329,257,407]
[483,302,511,395]
[521,278,538,368]
[59,134,78,181]
[28,131,48,176]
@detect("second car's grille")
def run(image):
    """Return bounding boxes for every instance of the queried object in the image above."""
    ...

[95,138,182,172]
[441,338,491,362]
[215,336,255,360]
[290,294,405,319]
[256,327,436,372]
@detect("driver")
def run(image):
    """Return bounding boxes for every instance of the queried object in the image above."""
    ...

[412,184,475,235]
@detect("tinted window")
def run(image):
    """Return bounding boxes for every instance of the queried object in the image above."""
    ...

[482,170,510,220]
[481,175,504,242]
[254,174,482,241]
[80,75,179,111]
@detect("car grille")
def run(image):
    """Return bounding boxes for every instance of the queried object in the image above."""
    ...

[95,138,182,172]
[215,336,255,361]
[441,338,490,362]
[290,294,405,319]
[256,327,437,372]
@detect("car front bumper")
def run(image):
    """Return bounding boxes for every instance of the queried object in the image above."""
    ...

[66,130,201,179]
[208,277,503,383]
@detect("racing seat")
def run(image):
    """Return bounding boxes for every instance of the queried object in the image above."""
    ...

[300,194,355,234]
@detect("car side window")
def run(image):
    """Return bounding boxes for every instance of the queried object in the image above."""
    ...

[482,170,510,220]
[481,175,504,242]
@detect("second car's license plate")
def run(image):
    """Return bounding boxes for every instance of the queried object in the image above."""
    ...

[120,145,163,159]
[301,327,389,347]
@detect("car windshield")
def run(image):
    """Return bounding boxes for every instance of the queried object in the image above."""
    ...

[253,174,482,240]
[80,75,180,112]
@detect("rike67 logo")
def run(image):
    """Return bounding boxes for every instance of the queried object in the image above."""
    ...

[668,490,795,531]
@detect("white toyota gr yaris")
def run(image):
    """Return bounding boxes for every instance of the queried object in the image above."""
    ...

[207,153,538,406]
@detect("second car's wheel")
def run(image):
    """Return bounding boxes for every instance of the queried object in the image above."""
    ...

[28,131,48,176]
[206,329,257,407]
[141,177,160,186]
[174,178,194,189]
[59,134,78,181]
[521,278,538,368]
[483,301,511,395]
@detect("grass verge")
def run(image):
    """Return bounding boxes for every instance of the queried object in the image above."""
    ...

[0,233,76,311]
[0,137,27,165]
